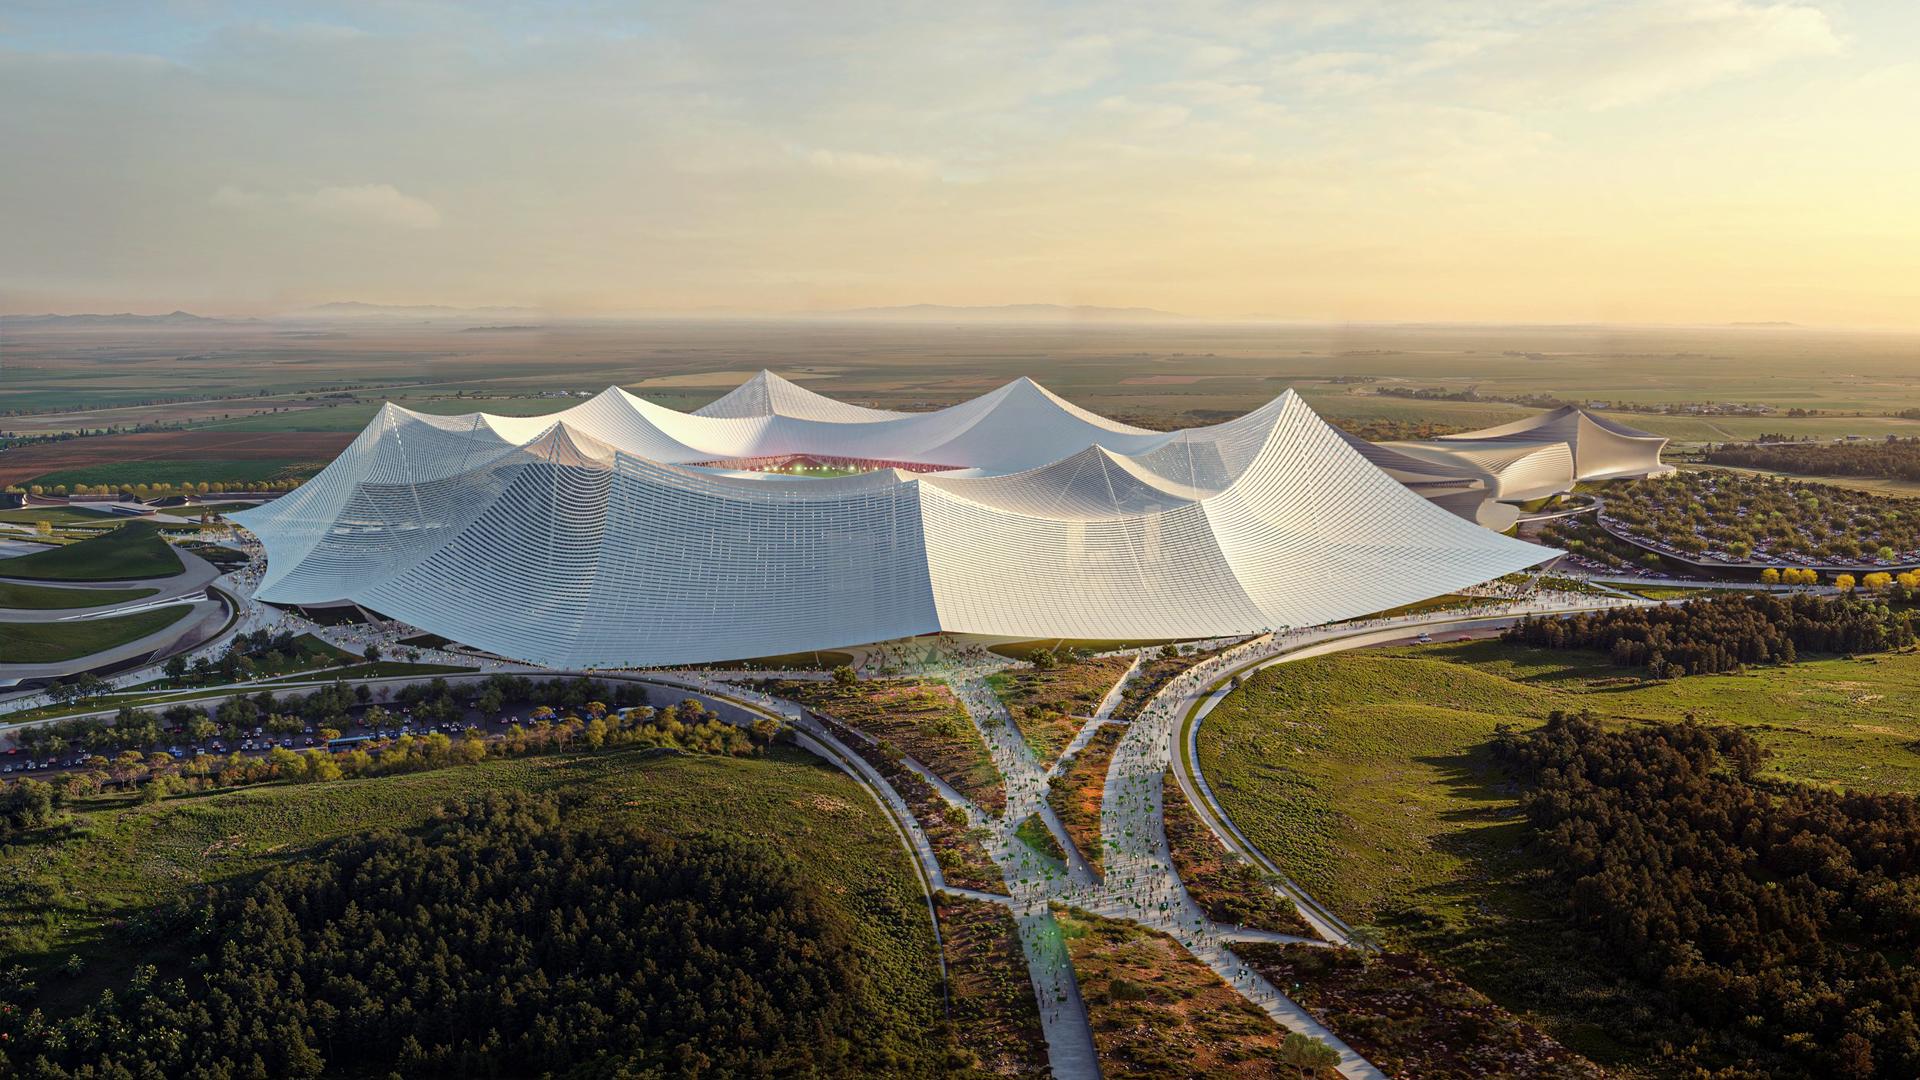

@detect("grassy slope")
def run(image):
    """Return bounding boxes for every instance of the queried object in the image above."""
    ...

[0,582,158,610]
[0,745,948,1065]
[0,522,184,581]
[0,604,193,663]
[1196,640,1920,1069]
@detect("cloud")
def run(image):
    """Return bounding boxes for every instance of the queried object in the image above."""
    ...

[298,184,442,229]
[1455,1,1843,110]
[209,183,442,229]
[802,149,939,180]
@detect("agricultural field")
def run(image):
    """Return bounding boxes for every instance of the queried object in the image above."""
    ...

[9,321,1920,444]
[0,431,351,488]
[28,459,319,489]
[0,522,183,581]
[0,743,949,1066]
[0,604,193,662]
[1695,462,1920,500]
[1194,641,1920,1068]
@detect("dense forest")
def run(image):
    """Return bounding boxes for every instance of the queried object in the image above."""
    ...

[1495,714,1920,1078]
[1503,591,1918,676]
[1708,437,1920,482]
[0,792,911,1077]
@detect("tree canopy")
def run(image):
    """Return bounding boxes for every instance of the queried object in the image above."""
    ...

[0,792,889,1077]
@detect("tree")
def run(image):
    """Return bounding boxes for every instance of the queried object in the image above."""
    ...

[1835,573,1857,591]
[299,750,341,783]
[164,655,189,683]
[48,674,107,705]
[1759,567,1781,585]
[364,643,382,663]
[1277,1033,1342,1070]
[831,664,858,688]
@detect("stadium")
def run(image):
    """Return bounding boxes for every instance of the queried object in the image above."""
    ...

[234,373,1567,668]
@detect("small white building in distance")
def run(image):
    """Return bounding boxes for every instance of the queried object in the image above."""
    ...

[1347,406,1673,532]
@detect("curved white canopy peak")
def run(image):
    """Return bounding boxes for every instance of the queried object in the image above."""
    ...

[235,372,1554,666]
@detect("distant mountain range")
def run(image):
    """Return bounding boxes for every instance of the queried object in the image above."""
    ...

[817,303,1189,323]
[299,301,541,319]
[0,310,235,328]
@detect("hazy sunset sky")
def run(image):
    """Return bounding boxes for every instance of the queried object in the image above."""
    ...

[3,1,1916,325]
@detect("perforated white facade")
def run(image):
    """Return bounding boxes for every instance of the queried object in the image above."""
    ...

[235,372,1554,667]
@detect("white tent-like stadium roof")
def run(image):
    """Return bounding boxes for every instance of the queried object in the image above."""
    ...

[234,372,1554,667]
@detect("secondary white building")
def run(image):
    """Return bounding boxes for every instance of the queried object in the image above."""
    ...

[1353,406,1674,531]
[235,372,1555,667]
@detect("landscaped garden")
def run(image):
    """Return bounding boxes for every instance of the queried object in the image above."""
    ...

[1053,906,1335,1078]
[763,677,1005,813]
[1047,724,1123,875]
[1568,470,1920,567]
[1014,812,1067,863]
[1160,772,1309,936]
[936,895,1049,1077]
[987,652,1131,766]
[1109,642,1236,721]
[798,703,1006,893]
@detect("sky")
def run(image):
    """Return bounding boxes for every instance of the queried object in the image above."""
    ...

[2,0,1917,326]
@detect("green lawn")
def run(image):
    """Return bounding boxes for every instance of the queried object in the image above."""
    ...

[28,459,319,489]
[0,604,193,663]
[1195,640,1920,1068]
[0,521,184,581]
[1013,812,1067,863]
[0,508,132,527]
[0,581,159,610]
[0,745,949,1060]
[258,660,476,683]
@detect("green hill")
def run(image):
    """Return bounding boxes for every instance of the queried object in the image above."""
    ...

[0,521,184,581]
[1197,640,1920,1069]
[0,745,952,1076]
